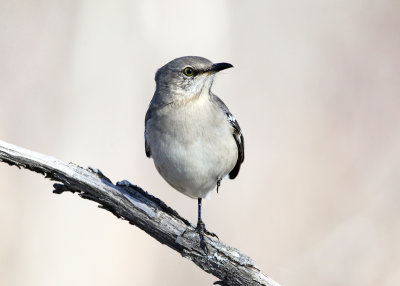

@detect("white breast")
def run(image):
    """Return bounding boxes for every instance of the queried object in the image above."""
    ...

[147,95,237,198]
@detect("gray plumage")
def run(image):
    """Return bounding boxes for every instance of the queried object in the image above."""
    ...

[145,56,244,199]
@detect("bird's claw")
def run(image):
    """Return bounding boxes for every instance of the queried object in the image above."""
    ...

[204,229,219,240]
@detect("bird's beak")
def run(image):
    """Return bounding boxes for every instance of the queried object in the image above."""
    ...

[208,62,234,73]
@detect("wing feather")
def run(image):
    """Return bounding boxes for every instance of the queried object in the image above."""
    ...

[211,93,245,179]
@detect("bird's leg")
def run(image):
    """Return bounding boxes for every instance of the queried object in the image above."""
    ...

[216,177,222,193]
[196,198,208,253]
[196,198,219,253]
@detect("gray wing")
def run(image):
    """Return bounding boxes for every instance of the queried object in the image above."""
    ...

[211,93,245,179]
[145,99,174,158]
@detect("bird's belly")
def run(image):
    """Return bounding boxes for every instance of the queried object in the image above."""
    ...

[149,119,237,198]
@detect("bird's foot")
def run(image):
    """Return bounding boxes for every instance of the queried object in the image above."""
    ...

[197,221,219,239]
[196,223,208,254]
[196,221,219,254]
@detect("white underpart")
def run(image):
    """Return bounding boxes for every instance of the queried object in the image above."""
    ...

[147,77,237,199]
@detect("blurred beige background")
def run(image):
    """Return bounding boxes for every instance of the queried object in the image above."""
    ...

[1,1,400,285]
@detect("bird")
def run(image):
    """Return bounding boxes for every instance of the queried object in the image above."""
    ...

[144,56,244,252]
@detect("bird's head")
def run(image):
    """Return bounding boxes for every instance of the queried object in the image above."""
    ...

[154,56,233,103]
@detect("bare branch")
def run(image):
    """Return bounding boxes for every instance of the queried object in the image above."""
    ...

[0,140,280,286]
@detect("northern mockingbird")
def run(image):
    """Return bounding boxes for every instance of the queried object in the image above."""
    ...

[145,56,244,251]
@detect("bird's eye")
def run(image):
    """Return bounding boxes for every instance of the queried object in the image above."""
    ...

[183,67,194,77]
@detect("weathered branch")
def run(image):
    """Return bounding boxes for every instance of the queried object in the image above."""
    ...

[0,140,280,286]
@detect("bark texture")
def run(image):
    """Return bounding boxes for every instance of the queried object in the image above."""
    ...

[0,140,280,286]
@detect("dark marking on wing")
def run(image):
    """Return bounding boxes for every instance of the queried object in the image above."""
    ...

[144,108,152,158]
[229,132,244,179]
